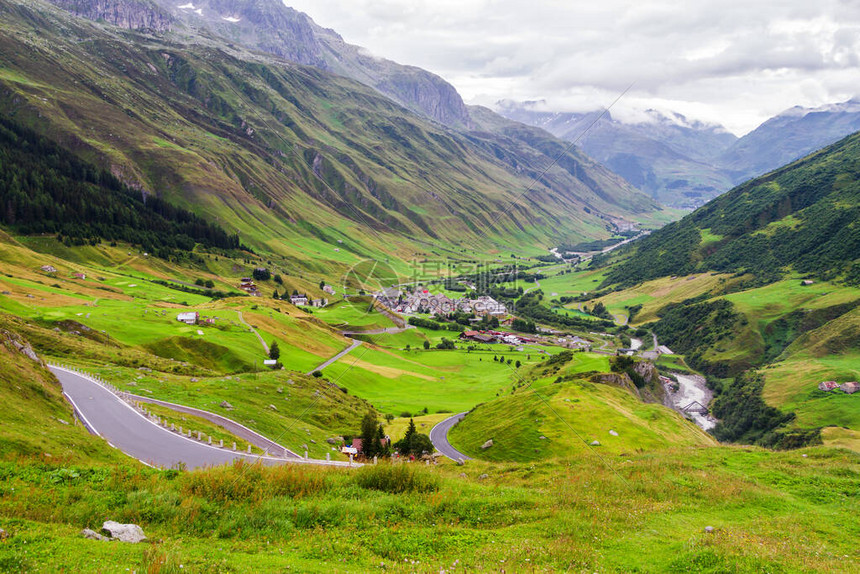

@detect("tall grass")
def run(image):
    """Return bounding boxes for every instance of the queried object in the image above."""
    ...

[182,460,330,503]
[353,462,440,494]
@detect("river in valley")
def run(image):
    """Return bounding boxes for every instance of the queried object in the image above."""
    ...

[667,373,717,431]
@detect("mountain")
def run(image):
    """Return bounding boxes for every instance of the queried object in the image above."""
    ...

[144,0,475,130]
[1,0,664,274]
[718,99,860,184]
[496,101,737,209]
[589,131,860,447]
[603,130,860,288]
[500,99,860,211]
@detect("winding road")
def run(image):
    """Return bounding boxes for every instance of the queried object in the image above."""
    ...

[306,338,362,375]
[429,412,471,461]
[51,366,356,469]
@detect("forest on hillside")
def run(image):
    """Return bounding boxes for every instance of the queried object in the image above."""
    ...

[602,133,860,288]
[0,118,241,257]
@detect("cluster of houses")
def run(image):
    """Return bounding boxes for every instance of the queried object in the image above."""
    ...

[818,381,859,394]
[376,288,507,318]
[459,330,536,346]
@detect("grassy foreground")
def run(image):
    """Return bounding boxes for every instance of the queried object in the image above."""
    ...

[0,447,857,573]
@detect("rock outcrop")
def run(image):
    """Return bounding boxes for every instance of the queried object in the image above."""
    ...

[49,0,173,31]
[1,329,43,365]
[101,521,147,543]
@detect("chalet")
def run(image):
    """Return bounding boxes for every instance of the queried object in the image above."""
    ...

[40,265,57,273]
[351,436,390,455]
[72,272,86,280]
[801,280,815,286]
[323,285,335,295]
[177,312,199,325]
[311,298,328,308]
[840,382,859,394]
[290,294,309,306]
[818,380,840,391]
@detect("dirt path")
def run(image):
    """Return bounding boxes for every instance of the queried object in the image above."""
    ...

[237,310,269,355]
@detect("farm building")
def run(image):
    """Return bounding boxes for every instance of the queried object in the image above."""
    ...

[72,272,86,280]
[177,312,199,325]
[840,382,859,394]
[801,280,815,286]
[459,330,496,344]
[290,294,309,306]
[40,265,57,273]
[311,298,328,307]
[351,437,389,455]
[818,381,840,391]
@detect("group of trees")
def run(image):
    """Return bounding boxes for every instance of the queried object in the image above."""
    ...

[407,316,464,332]
[357,414,432,459]
[359,412,390,459]
[0,118,241,258]
[392,418,433,457]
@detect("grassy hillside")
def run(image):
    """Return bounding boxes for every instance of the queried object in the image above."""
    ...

[1,433,857,571]
[449,379,715,462]
[0,317,122,462]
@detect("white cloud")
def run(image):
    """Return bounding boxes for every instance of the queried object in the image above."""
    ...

[286,0,860,135]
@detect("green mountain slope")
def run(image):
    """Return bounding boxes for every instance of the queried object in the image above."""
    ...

[604,131,860,287]
[0,0,661,275]
[582,134,860,449]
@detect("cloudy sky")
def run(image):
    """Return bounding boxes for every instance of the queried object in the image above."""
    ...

[286,0,860,135]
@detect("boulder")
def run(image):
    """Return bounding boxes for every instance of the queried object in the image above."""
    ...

[81,528,108,541]
[268,404,278,411]
[219,401,233,410]
[590,440,601,446]
[101,521,146,543]
[0,528,8,540]
[480,439,493,450]
[704,526,715,533]
[478,473,489,480]
[326,436,343,445]
[609,430,619,436]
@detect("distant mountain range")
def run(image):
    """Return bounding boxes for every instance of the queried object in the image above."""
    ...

[498,99,860,209]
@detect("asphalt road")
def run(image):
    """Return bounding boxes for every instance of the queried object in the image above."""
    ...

[128,394,299,458]
[306,338,362,375]
[50,366,355,469]
[429,412,472,461]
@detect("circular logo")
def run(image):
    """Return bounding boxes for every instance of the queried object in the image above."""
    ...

[341,259,401,314]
